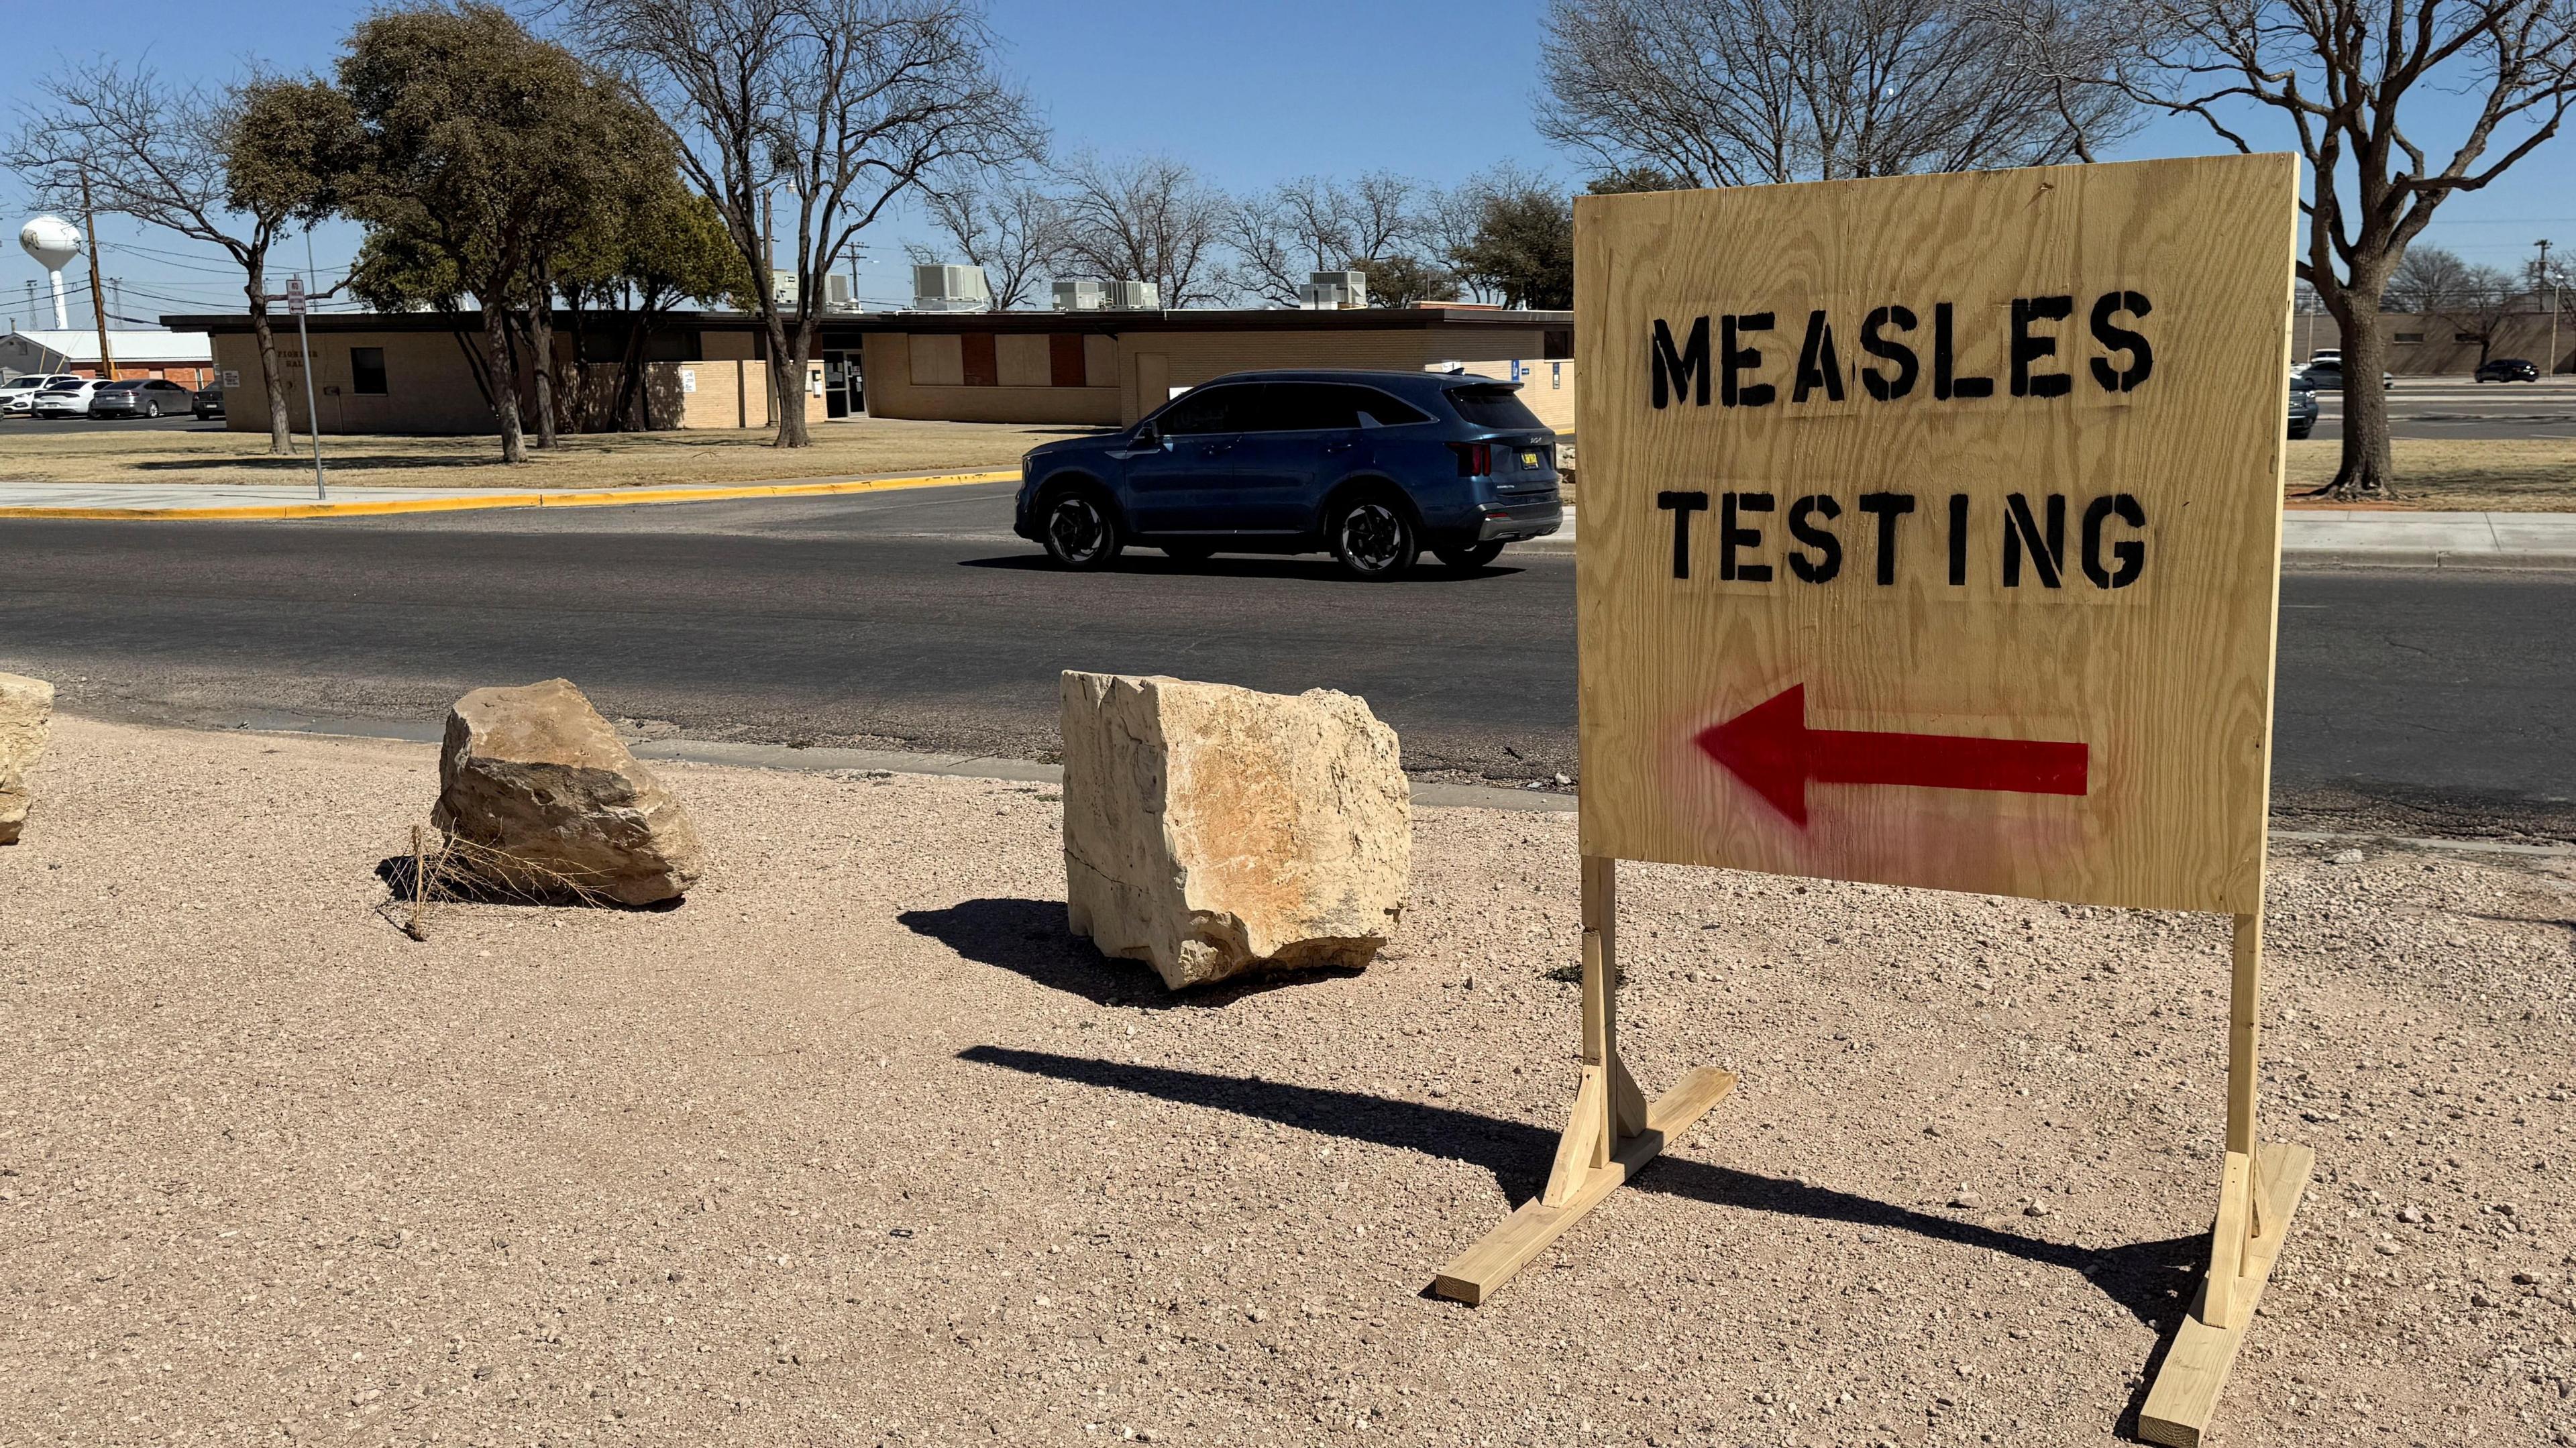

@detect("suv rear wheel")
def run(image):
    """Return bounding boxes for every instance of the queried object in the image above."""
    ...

[1331,496,1417,581]
[1039,489,1124,570]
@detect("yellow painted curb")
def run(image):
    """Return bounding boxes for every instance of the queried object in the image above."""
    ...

[0,468,1021,521]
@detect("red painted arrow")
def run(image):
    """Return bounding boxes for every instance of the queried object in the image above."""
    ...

[1694,685,2088,827]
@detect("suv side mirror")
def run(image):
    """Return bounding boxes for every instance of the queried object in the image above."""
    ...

[1135,423,1163,450]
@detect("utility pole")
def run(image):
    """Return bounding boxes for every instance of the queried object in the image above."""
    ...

[78,170,115,382]
[2540,240,2559,376]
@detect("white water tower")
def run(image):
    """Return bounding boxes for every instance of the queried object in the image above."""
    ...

[19,215,83,330]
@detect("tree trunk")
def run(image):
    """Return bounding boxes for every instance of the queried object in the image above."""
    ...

[613,311,650,432]
[528,269,559,450]
[765,309,812,448]
[2324,295,2395,498]
[246,266,293,457]
[482,305,527,464]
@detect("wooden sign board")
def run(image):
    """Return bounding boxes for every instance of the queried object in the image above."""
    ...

[1574,154,2296,914]
[1436,156,2309,1448]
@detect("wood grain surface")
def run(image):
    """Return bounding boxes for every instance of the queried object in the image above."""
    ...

[1573,154,2298,913]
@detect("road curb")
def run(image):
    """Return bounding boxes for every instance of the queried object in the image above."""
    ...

[0,468,1020,521]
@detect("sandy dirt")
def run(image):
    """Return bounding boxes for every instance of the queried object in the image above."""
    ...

[1,718,2571,1447]
[0,419,1084,491]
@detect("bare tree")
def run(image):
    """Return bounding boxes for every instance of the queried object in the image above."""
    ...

[1224,170,1430,304]
[906,172,1068,309]
[1538,0,2139,186]
[2387,244,2479,313]
[1056,153,1230,306]
[579,0,1042,445]
[2084,0,2576,496]
[7,62,349,455]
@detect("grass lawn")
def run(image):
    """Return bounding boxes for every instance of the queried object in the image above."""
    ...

[2283,437,2576,510]
[0,417,1092,490]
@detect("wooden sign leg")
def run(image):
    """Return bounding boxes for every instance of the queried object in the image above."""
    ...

[2138,911,2316,1447]
[1430,855,1737,1304]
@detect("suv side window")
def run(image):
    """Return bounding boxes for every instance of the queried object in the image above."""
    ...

[1157,384,1253,435]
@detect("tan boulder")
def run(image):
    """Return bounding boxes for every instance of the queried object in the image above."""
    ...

[1060,672,1409,989]
[0,673,52,846]
[432,679,704,905]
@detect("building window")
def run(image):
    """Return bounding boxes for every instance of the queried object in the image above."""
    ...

[2453,331,2480,343]
[961,332,998,387]
[1049,333,1087,387]
[2393,331,2424,344]
[351,347,388,395]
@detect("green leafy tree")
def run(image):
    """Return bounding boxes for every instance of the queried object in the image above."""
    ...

[1351,254,1460,308]
[1448,171,1575,310]
[557,181,755,429]
[338,3,645,461]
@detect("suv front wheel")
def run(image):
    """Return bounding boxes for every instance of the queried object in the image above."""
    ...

[1039,489,1124,570]
[1331,496,1417,580]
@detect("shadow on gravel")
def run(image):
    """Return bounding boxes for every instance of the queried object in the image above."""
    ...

[953,554,1525,583]
[959,1045,2202,1334]
[901,897,1358,1008]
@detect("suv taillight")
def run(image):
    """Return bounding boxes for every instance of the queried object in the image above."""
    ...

[1448,442,1492,476]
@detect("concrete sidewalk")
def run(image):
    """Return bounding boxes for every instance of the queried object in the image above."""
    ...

[1517,507,2576,568]
[0,468,1017,520]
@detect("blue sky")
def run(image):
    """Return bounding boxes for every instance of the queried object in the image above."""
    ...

[5,0,2571,325]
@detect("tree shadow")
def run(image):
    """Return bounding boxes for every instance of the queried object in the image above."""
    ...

[957,1044,2206,1332]
[898,897,1358,1009]
[953,553,1527,583]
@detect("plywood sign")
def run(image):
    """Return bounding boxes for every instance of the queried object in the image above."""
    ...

[1574,154,2298,914]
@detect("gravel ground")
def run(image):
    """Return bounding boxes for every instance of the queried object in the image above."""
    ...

[2,718,2571,1448]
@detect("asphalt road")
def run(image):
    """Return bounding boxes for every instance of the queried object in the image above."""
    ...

[2305,377,2576,441]
[1,482,2569,838]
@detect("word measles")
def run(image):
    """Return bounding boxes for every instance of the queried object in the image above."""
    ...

[1654,490,2147,590]
[1650,292,2153,408]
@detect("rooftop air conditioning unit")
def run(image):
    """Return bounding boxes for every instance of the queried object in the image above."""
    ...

[1102,280,1159,309]
[769,268,799,308]
[822,273,862,314]
[1053,280,1105,311]
[1298,270,1368,310]
[912,263,991,312]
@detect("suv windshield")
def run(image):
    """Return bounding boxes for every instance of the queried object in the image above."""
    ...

[1445,384,1545,431]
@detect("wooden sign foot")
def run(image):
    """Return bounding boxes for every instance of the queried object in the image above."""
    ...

[2137,1139,2316,1447]
[1430,1064,1736,1305]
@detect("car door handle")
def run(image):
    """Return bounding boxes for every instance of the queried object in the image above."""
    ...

[1201,440,1235,456]
[1322,440,1354,454]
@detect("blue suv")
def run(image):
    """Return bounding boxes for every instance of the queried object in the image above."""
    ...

[1012,369,1564,579]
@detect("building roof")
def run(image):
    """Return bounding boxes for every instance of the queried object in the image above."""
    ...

[5,327,215,363]
[156,305,1571,337]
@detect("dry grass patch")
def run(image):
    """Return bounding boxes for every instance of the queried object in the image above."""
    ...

[2284,437,2576,510]
[0,416,1093,490]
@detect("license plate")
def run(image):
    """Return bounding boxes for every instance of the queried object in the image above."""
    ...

[1518,449,1543,469]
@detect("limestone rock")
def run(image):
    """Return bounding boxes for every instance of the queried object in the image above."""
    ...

[0,673,52,846]
[432,679,703,905]
[1060,672,1409,989]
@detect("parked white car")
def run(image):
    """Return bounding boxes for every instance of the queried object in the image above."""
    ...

[1,373,82,416]
[30,378,103,417]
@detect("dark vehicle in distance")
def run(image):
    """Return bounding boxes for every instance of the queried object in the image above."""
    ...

[193,385,225,419]
[2288,376,2318,439]
[2475,357,2540,383]
[87,378,199,419]
[1014,370,1562,579]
